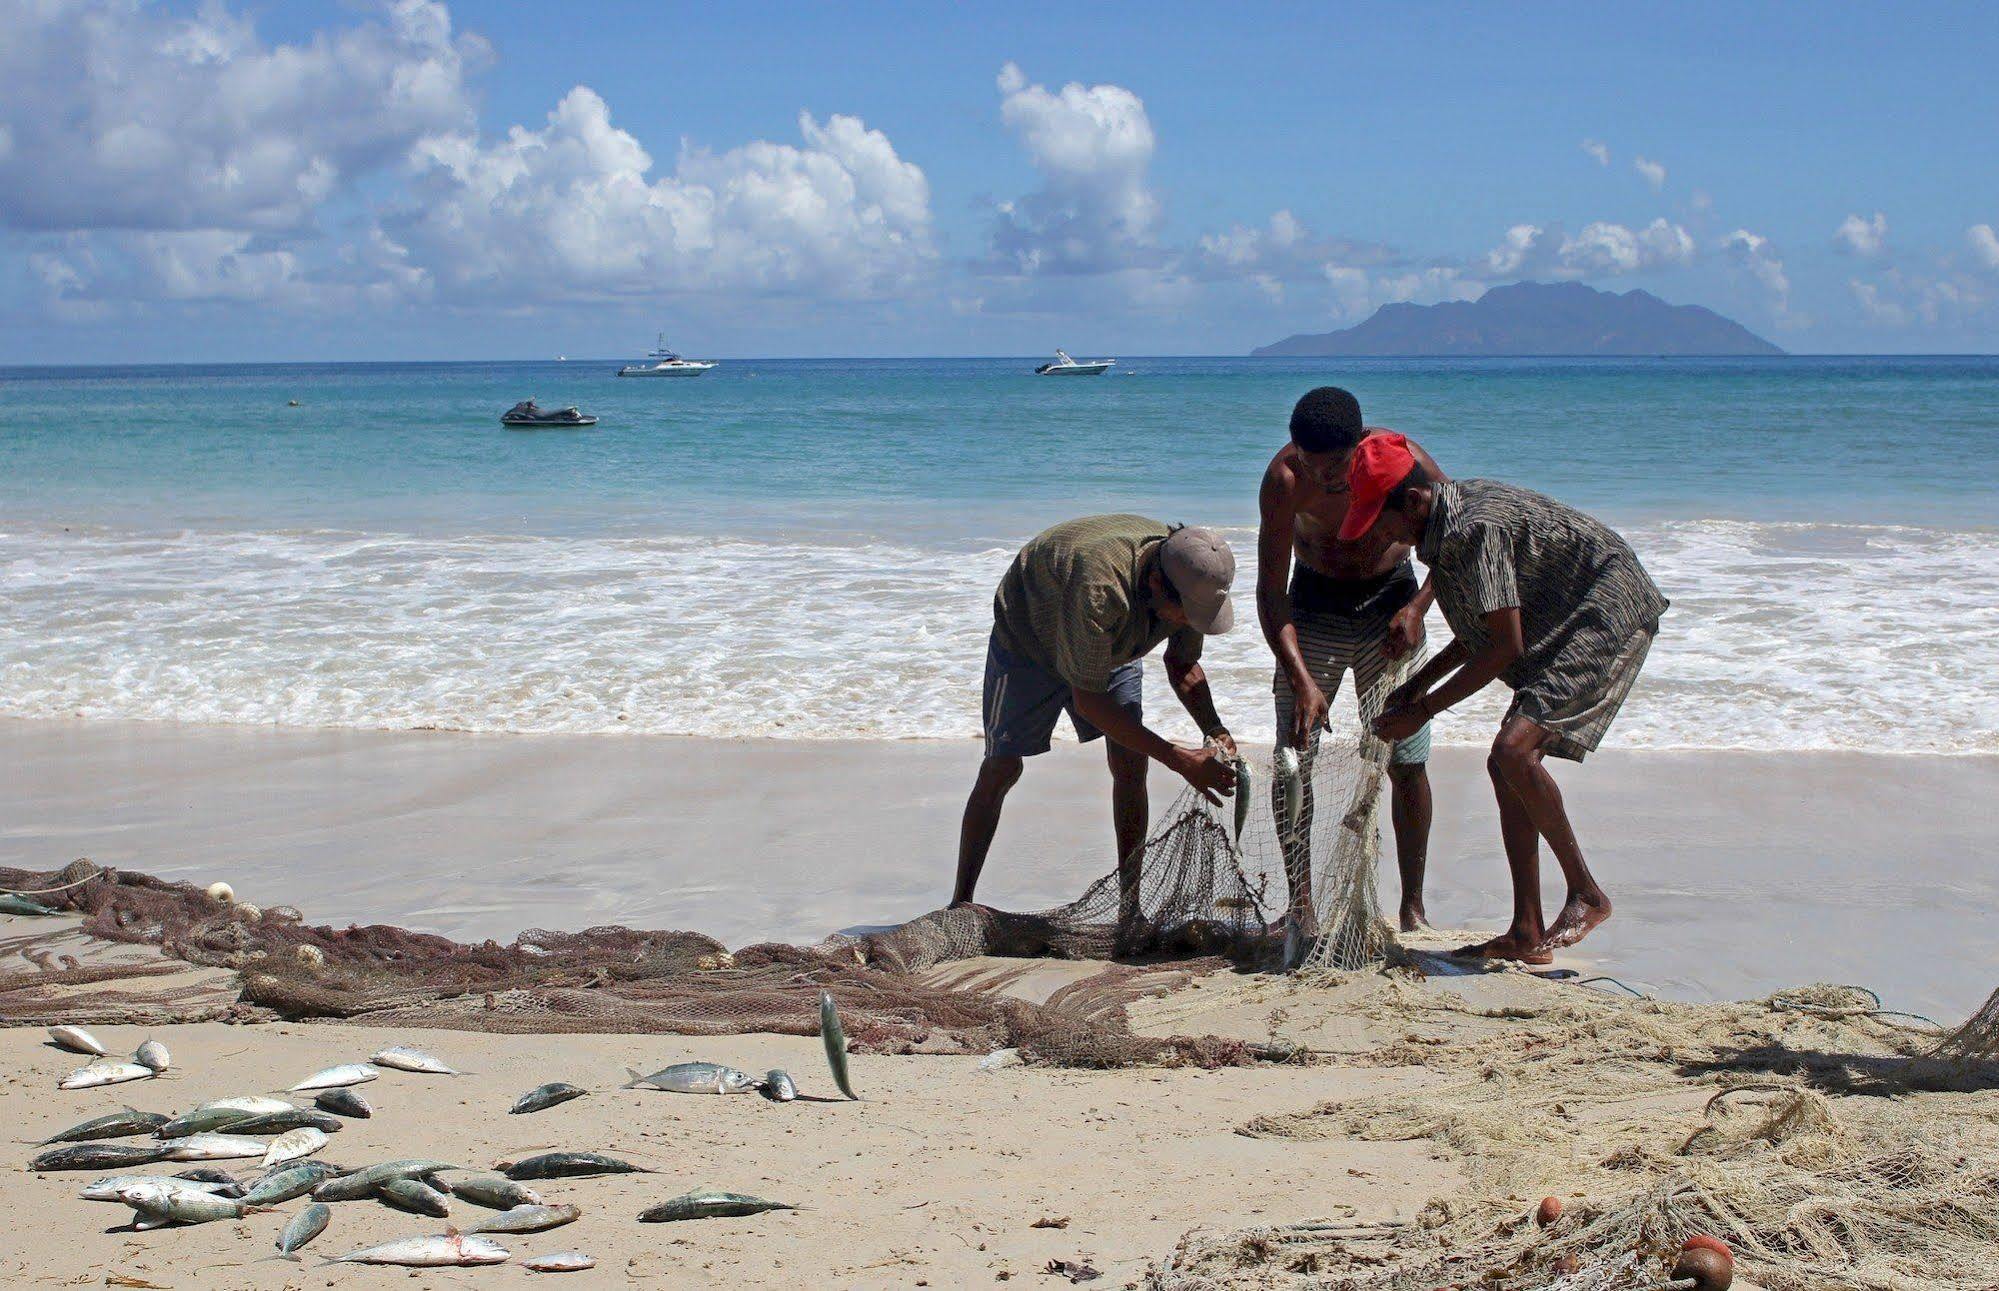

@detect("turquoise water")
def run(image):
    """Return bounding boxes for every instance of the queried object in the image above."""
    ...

[2,356,1996,750]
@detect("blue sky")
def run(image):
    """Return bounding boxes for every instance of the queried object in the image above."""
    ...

[3,0,1996,360]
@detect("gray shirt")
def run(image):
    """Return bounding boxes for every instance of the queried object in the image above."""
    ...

[1418,480,1667,701]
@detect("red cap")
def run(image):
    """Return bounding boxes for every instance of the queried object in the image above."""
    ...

[1338,432,1417,541]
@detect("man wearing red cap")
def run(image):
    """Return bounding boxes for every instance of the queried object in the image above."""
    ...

[1345,436,1668,962]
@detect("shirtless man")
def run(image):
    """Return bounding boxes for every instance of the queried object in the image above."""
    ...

[1257,387,1446,935]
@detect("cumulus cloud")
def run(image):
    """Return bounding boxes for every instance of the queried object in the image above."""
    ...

[1834,212,1889,257]
[1633,156,1667,190]
[389,88,934,302]
[1190,209,1399,299]
[986,63,1162,275]
[1479,219,1695,280]
[1970,224,1999,272]
[1720,229,1790,306]
[1580,139,1610,166]
[0,0,481,234]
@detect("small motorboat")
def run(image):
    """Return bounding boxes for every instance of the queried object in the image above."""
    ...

[1034,349,1115,376]
[502,399,597,428]
[618,333,717,377]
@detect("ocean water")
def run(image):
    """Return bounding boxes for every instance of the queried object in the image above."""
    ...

[3,356,1996,753]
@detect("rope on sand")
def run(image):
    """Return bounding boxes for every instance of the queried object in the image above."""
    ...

[0,869,108,898]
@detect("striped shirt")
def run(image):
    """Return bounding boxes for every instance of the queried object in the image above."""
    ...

[992,514,1204,692]
[1418,480,1667,700]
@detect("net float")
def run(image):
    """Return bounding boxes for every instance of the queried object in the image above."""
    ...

[1535,1195,1563,1226]
[1671,1238,1734,1291]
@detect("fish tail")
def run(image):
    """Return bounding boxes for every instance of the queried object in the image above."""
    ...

[621,1067,645,1089]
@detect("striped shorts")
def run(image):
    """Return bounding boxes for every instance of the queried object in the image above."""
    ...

[1273,563,1431,766]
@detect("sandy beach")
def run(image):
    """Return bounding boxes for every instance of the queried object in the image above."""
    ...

[4,719,1995,1019]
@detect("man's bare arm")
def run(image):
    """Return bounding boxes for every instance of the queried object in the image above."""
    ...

[1072,687,1235,804]
[1164,649,1230,753]
[1257,459,1327,743]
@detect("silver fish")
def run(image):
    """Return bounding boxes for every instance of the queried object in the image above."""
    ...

[0,892,57,915]
[227,1108,343,1136]
[312,1159,458,1203]
[80,1173,228,1202]
[129,1211,171,1231]
[47,1025,108,1056]
[499,1151,648,1181]
[449,1175,542,1210]
[275,1202,330,1260]
[199,1095,295,1116]
[160,1132,268,1161]
[241,1160,344,1205]
[287,1062,378,1092]
[330,1232,510,1267]
[1232,757,1253,840]
[262,1126,328,1167]
[59,1060,155,1090]
[31,1142,168,1172]
[466,1203,580,1235]
[173,1166,243,1194]
[156,1106,256,1138]
[117,1181,267,1225]
[43,1109,171,1143]
[821,992,859,1100]
[1275,745,1304,842]
[639,1189,797,1222]
[133,1039,170,1073]
[622,1061,757,1095]
[377,1177,451,1218]
[510,1082,588,1114]
[522,1251,595,1273]
[760,1070,797,1102]
[315,1088,373,1118]
[370,1045,461,1076]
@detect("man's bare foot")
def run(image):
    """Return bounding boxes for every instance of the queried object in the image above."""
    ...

[1450,932,1554,966]
[1541,890,1612,950]
[1398,903,1429,933]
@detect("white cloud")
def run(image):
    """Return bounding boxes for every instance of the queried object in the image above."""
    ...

[1720,229,1790,307]
[1633,156,1667,190]
[1479,218,1694,280]
[388,87,935,302]
[1834,212,1889,257]
[0,0,482,234]
[1969,224,1999,272]
[1581,139,1610,167]
[987,63,1161,275]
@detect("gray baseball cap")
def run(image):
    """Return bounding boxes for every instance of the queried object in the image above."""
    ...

[1159,526,1237,634]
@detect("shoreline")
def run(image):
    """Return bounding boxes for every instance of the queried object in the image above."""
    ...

[4,717,1995,1022]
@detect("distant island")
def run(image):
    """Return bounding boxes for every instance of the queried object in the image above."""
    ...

[1252,281,1784,357]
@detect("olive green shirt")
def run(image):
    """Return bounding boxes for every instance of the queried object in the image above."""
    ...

[991,514,1205,692]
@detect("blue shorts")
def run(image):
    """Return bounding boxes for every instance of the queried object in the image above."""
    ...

[982,634,1144,759]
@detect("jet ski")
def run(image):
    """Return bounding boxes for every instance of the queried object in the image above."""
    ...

[502,399,598,428]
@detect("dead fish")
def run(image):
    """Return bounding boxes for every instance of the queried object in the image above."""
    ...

[242,1160,344,1205]
[499,1151,649,1181]
[760,1070,797,1102]
[522,1251,595,1273]
[79,1173,228,1202]
[156,1106,256,1138]
[639,1189,797,1222]
[510,1082,588,1115]
[118,1180,268,1225]
[227,1108,343,1136]
[377,1177,451,1218]
[1275,745,1304,842]
[0,892,58,915]
[47,1025,108,1056]
[42,1108,171,1144]
[1232,757,1253,840]
[199,1095,294,1116]
[312,1159,458,1202]
[133,1040,170,1073]
[287,1063,378,1092]
[370,1045,461,1076]
[448,1175,542,1210]
[174,1167,244,1195]
[329,1232,509,1267]
[314,1088,373,1119]
[31,1142,168,1172]
[622,1062,757,1095]
[274,1202,330,1260]
[262,1126,328,1168]
[59,1060,155,1090]
[160,1132,268,1161]
[820,992,859,1100]
[465,1203,580,1235]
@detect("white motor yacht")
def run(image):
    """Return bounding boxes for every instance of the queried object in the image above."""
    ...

[618,334,717,377]
[1034,349,1115,376]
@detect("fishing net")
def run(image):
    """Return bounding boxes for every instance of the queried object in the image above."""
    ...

[1153,969,1999,1291]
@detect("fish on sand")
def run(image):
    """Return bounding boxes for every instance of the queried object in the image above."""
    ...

[47,1025,108,1057]
[448,1175,542,1210]
[328,1232,510,1267]
[79,1174,229,1203]
[42,1109,171,1144]
[199,1095,295,1116]
[262,1126,329,1168]
[760,1070,798,1102]
[378,1177,451,1218]
[274,1202,331,1260]
[370,1046,462,1076]
[160,1132,268,1161]
[227,1108,342,1136]
[133,1040,170,1073]
[522,1251,595,1273]
[312,1159,457,1203]
[465,1203,580,1235]
[821,992,860,1100]
[58,1060,155,1090]
[288,1063,379,1092]
[31,1143,168,1172]
[156,1106,256,1138]
[242,1160,344,1206]
[498,1151,649,1181]
[639,1189,798,1222]
[510,1082,588,1114]
[622,1062,757,1095]
[315,1088,373,1118]
[117,1181,268,1226]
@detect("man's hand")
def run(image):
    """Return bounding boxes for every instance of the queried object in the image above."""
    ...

[1167,745,1237,806]
[1288,679,1330,747]
[1384,602,1425,659]
[1384,675,1425,714]
[1373,702,1427,742]
[1203,727,1240,760]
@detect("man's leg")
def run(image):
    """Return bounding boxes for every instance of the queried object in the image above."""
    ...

[953,755,1024,907]
[1488,714,1611,952]
[1386,763,1432,931]
[1108,740,1149,934]
[1463,738,1552,961]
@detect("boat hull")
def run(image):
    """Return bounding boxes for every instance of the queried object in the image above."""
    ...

[617,365,713,378]
[503,417,598,428]
[1035,363,1113,376]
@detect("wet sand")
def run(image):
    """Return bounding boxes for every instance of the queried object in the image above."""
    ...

[2,719,1995,1019]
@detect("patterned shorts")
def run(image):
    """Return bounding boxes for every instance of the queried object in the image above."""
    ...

[1511,626,1655,762]
[1273,564,1431,766]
